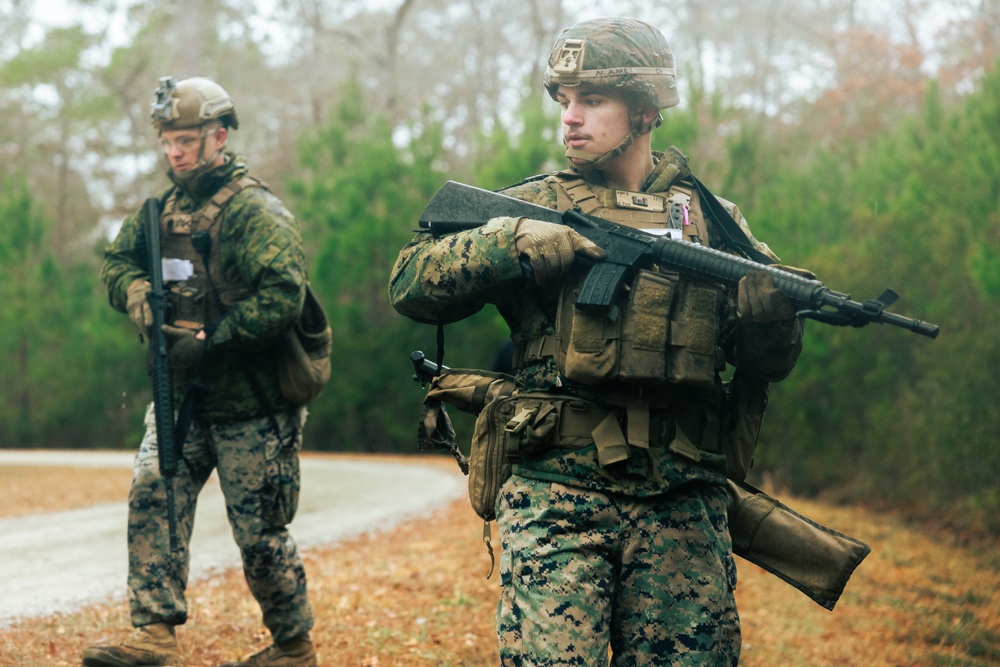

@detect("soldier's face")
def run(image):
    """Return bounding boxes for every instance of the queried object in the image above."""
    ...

[160,126,227,172]
[557,84,631,163]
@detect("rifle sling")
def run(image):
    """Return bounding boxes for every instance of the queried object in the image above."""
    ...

[690,176,774,265]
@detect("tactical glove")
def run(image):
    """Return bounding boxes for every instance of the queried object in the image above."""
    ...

[162,325,207,369]
[514,218,607,285]
[736,265,814,381]
[126,279,153,339]
[737,265,815,324]
[738,271,795,324]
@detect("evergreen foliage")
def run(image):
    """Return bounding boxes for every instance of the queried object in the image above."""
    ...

[286,76,507,451]
[747,64,1000,527]
[0,177,146,447]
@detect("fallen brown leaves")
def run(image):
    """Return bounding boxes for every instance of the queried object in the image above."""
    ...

[1,454,998,666]
[0,465,134,518]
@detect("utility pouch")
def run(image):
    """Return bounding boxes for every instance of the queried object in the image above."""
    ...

[167,285,205,330]
[721,370,769,480]
[468,393,566,521]
[667,280,723,388]
[727,480,871,610]
[468,396,519,521]
[277,284,332,406]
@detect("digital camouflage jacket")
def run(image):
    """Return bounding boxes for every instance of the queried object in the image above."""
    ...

[389,150,803,495]
[102,152,307,422]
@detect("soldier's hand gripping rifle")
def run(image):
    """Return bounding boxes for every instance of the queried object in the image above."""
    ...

[142,197,181,553]
[419,181,940,338]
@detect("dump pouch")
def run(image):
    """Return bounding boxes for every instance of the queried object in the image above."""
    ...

[417,368,516,474]
[727,480,871,610]
[467,392,595,521]
[277,284,333,405]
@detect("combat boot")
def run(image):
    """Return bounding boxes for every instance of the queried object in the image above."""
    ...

[220,636,317,667]
[82,623,180,666]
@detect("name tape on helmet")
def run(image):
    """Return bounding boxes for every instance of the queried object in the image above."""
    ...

[546,65,676,82]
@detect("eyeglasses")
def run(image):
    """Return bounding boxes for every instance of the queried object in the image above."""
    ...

[159,135,202,151]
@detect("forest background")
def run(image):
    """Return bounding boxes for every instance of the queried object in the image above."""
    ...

[0,0,997,537]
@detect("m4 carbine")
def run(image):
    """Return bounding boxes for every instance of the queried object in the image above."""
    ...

[142,197,181,553]
[418,180,940,339]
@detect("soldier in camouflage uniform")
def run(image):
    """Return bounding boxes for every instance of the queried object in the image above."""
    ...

[84,77,317,667]
[390,18,806,666]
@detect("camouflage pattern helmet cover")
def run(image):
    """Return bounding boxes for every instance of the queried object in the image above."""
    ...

[543,17,680,111]
[150,76,240,131]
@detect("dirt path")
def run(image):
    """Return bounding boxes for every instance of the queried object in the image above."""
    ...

[0,450,465,626]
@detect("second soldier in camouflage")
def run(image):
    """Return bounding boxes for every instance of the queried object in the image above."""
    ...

[86,77,318,667]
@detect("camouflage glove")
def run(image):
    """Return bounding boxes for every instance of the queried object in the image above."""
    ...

[126,279,153,339]
[737,265,815,324]
[514,218,606,285]
[162,325,207,369]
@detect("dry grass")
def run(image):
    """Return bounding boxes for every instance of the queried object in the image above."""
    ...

[0,465,134,518]
[1,453,998,666]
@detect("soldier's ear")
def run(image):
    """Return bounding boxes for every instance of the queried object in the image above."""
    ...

[215,127,228,146]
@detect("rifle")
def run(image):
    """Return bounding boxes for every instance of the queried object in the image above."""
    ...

[409,350,869,609]
[142,197,181,553]
[418,181,940,338]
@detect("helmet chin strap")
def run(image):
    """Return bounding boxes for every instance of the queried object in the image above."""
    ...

[563,112,660,175]
[171,127,225,182]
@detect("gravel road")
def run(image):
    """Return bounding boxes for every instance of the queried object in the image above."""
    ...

[0,450,466,627]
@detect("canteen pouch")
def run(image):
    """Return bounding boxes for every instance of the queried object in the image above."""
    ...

[727,480,871,610]
[721,370,769,480]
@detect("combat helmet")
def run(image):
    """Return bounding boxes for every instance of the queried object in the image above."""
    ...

[544,18,679,169]
[150,76,238,183]
[150,76,240,131]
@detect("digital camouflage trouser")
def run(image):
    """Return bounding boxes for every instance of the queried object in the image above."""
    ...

[127,404,313,644]
[496,475,739,667]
